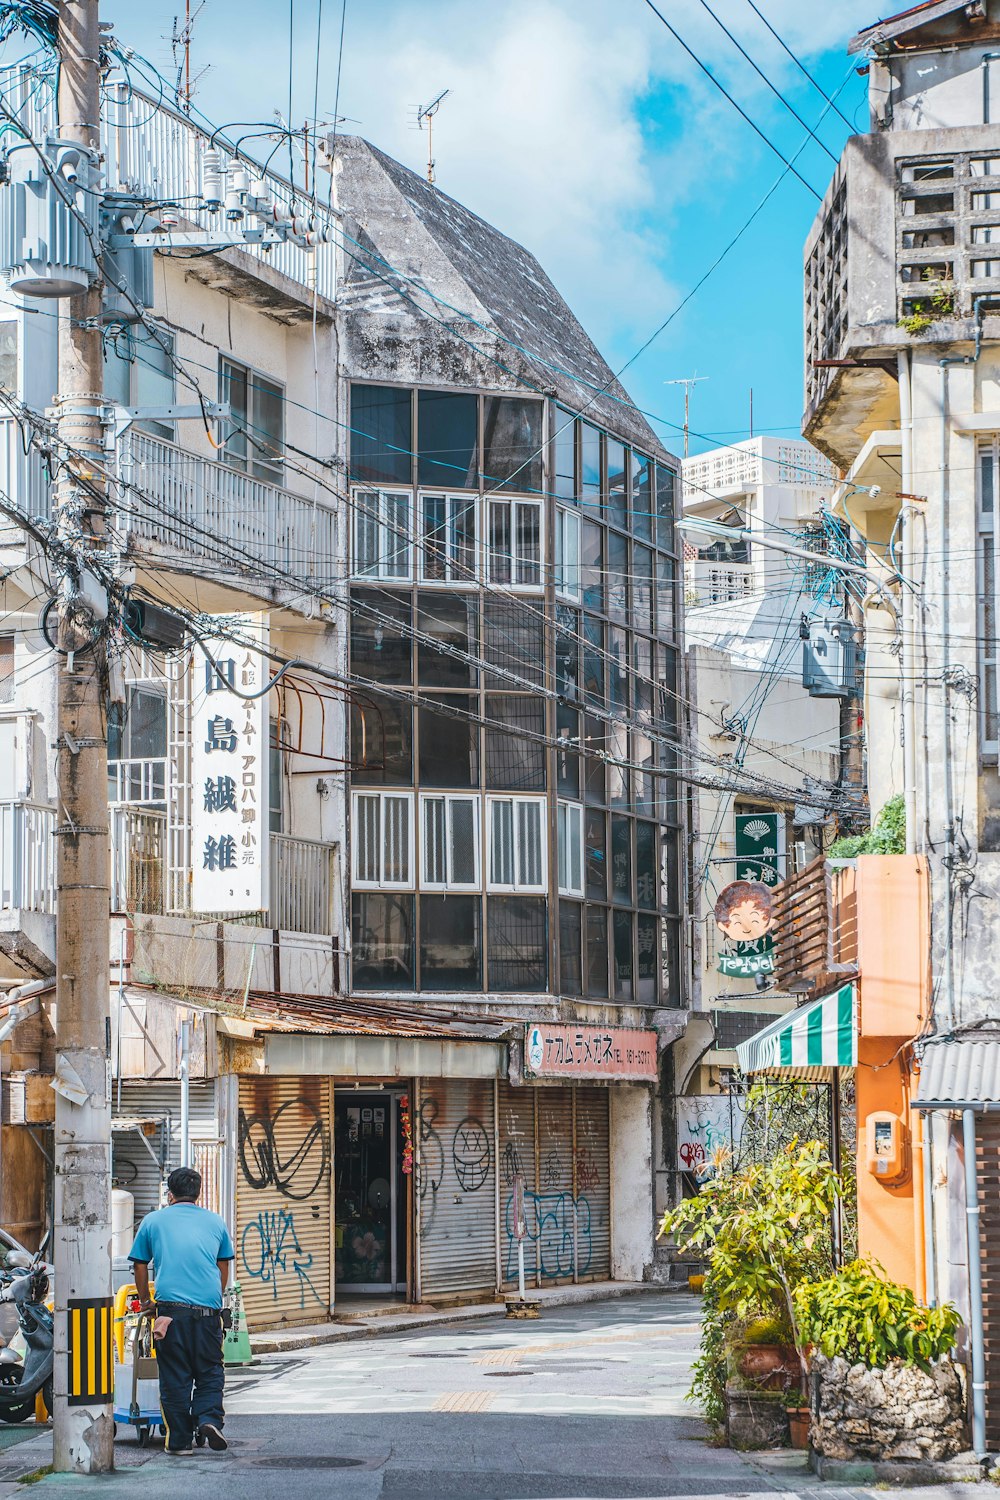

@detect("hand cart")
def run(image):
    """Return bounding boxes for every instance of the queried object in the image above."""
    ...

[113,1310,164,1446]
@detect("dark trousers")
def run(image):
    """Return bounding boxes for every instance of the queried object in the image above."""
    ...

[155,1312,225,1451]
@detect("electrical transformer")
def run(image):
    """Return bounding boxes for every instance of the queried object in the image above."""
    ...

[802,618,864,699]
[0,139,100,298]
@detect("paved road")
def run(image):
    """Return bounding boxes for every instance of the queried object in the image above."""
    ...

[0,1293,884,1498]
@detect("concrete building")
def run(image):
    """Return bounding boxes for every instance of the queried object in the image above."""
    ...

[0,67,687,1327]
[738,0,1000,1457]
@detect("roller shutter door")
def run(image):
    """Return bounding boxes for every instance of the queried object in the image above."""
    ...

[417,1079,496,1301]
[498,1081,537,1290]
[112,1080,219,1221]
[535,1087,576,1285]
[574,1087,611,1281]
[236,1077,332,1332]
[977,1117,1000,1448]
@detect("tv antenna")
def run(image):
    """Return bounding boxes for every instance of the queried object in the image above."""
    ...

[415,89,450,184]
[664,374,709,458]
[171,0,210,114]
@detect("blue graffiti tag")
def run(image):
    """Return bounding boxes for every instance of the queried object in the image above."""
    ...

[504,1190,592,1281]
[240,1207,323,1308]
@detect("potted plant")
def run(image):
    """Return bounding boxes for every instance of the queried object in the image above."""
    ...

[735,1315,797,1390]
[782,1387,811,1450]
[793,1261,964,1463]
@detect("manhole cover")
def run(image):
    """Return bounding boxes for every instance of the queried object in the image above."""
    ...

[484,1369,536,1377]
[249,1457,366,1469]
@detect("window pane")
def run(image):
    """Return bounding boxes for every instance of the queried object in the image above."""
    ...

[483,396,543,493]
[515,502,542,586]
[417,390,478,487]
[219,359,248,470]
[585,907,609,998]
[634,546,654,634]
[451,497,478,580]
[660,828,680,913]
[488,895,546,990]
[129,687,167,758]
[355,795,381,883]
[488,500,512,584]
[490,799,514,885]
[554,409,576,501]
[422,493,447,580]
[420,894,481,990]
[383,492,410,579]
[352,893,414,990]
[607,722,630,809]
[607,531,628,623]
[559,900,583,995]
[609,627,628,713]
[134,328,175,441]
[250,373,284,479]
[637,914,658,1004]
[581,521,604,613]
[423,798,446,885]
[484,598,545,689]
[383,795,411,883]
[607,439,627,528]
[555,607,580,701]
[636,821,657,909]
[0,637,13,705]
[613,909,634,1002]
[580,423,601,512]
[632,453,652,543]
[981,448,994,515]
[354,491,380,577]
[582,615,605,707]
[656,464,676,550]
[0,322,16,394]
[417,594,478,689]
[351,591,412,684]
[656,555,675,635]
[516,800,543,887]
[351,693,412,785]
[351,385,412,486]
[661,918,681,1004]
[634,730,655,815]
[485,695,545,790]
[611,815,632,905]
[450,799,477,885]
[584,715,606,805]
[419,695,479,787]
[556,704,580,797]
[585,808,607,899]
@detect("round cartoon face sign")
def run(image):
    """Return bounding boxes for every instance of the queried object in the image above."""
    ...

[714,880,775,944]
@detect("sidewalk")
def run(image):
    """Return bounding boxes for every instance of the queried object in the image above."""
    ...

[253,1278,672,1353]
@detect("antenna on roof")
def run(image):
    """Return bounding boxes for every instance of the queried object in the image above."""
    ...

[415,89,450,184]
[171,0,210,115]
[664,374,709,459]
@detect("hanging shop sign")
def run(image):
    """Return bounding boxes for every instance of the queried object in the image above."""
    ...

[735,812,783,888]
[714,879,776,978]
[524,1023,657,1083]
[191,613,270,915]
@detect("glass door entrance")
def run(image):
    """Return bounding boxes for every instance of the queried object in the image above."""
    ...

[334,1090,406,1293]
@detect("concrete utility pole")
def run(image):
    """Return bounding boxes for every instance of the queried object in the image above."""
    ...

[52,0,114,1474]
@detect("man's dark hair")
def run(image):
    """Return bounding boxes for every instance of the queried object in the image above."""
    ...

[167,1167,202,1202]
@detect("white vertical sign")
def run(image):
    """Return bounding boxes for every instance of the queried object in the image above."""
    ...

[190,614,270,915]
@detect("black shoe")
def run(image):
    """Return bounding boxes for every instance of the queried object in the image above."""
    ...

[198,1423,228,1452]
[166,1446,194,1456]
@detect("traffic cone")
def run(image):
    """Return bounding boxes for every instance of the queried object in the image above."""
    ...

[222,1281,253,1365]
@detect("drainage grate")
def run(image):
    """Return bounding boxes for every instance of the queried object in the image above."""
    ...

[248,1457,366,1469]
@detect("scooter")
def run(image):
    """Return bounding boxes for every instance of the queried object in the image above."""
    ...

[0,1244,53,1422]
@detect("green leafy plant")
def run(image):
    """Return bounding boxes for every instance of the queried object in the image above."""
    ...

[828,794,906,858]
[659,1139,841,1423]
[898,270,955,336]
[793,1260,960,1370]
[742,1314,790,1346]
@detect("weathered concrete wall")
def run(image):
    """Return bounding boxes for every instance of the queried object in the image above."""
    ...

[609,1084,652,1280]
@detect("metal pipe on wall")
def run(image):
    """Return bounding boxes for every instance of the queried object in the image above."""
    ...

[179,1018,190,1169]
[897,348,917,855]
[962,1108,987,1457]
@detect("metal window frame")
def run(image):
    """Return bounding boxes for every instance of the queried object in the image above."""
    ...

[979,437,1000,760]
[416,489,480,586]
[556,798,585,898]
[555,505,581,601]
[486,793,547,894]
[486,497,545,591]
[419,791,481,891]
[218,352,285,482]
[351,788,415,890]
[351,486,413,582]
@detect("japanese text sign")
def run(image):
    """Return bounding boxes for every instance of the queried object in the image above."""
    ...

[190,614,270,915]
[524,1023,658,1082]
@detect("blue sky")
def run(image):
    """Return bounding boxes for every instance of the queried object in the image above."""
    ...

[96,0,877,460]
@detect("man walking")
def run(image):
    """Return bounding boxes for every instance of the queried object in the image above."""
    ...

[129,1166,235,1455]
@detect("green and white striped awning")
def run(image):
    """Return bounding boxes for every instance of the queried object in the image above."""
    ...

[736,983,857,1080]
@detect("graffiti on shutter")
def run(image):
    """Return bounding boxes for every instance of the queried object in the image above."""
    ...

[574,1087,610,1282]
[236,1077,332,1331]
[416,1080,496,1301]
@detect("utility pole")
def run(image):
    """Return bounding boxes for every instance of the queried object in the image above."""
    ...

[664,375,708,458]
[52,0,114,1474]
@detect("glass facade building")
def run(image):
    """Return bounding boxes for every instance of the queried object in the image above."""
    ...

[348,383,683,1002]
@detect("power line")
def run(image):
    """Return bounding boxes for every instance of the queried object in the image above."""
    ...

[741,0,857,131]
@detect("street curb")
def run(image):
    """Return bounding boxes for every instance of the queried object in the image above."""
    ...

[250,1280,682,1355]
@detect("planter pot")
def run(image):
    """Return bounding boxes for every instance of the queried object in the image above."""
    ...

[724,1386,789,1451]
[737,1343,797,1390]
[787,1407,811,1450]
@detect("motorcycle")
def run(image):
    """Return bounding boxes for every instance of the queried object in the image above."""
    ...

[0,1241,53,1423]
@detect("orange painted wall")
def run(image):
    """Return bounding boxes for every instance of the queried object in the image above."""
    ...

[852,855,929,1293]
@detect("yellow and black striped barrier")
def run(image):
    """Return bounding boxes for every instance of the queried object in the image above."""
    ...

[67,1296,114,1406]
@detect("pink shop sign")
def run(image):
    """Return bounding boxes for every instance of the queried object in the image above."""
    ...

[524,1023,658,1082]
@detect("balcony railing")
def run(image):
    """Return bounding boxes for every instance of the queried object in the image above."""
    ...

[116,429,338,586]
[770,855,858,996]
[110,806,337,936]
[0,801,55,915]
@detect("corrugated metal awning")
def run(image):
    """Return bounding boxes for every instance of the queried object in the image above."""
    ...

[736,983,857,1080]
[914,1038,1000,1110]
[263,1032,505,1079]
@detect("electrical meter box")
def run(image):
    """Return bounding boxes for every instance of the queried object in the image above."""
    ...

[0,138,100,298]
[865,1111,909,1185]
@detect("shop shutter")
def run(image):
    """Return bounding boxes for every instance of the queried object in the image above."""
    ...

[112,1080,219,1220]
[497,1081,537,1291]
[574,1087,611,1282]
[977,1117,1000,1448]
[236,1077,332,1332]
[416,1079,496,1301]
[535,1086,576,1285]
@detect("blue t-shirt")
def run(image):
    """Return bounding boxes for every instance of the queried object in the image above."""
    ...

[129,1204,235,1309]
